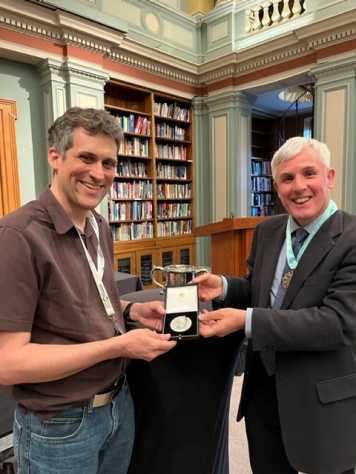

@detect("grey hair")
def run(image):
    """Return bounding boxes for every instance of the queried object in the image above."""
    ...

[48,107,123,156]
[271,137,331,179]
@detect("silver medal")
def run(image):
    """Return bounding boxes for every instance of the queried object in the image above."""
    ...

[170,316,192,333]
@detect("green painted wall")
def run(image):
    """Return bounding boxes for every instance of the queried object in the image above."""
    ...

[0,58,47,203]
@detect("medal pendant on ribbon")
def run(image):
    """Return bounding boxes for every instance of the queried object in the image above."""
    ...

[282,270,294,289]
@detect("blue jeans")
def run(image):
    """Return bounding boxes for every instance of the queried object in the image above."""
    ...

[13,382,134,474]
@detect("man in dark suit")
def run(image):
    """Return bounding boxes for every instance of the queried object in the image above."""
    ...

[194,137,356,474]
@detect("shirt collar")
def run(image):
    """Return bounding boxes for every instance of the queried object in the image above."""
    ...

[289,199,338,235]
[39,188,102,236]
[286,199,338,269]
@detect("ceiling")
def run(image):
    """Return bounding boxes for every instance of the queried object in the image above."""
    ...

[253,87,313,115]
[246,73,314,115]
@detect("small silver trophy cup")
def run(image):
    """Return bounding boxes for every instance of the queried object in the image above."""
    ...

[151,264,209,289]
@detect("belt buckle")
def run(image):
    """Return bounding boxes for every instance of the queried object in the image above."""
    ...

[92,390,114,408]
[92,376,125,408]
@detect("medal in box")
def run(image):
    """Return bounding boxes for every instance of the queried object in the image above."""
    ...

[164,284,199,340]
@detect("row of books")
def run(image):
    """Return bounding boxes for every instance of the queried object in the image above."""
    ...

[117,257,131,274]
[119,137,149,157]
[157,183,192,199]
[251,160,272,176]
[156,163,188,179]
[117,160,148,178]
[251,176,272,192]
[111,222,154,241]
[154,102,190,122]
[110,181,153,200]
[180,248,190,265]
[156,144,188,160]
[162,251,174,266]
[109,201,153,222]
[251,192,274,206]
[140,255,154,285]
[251,206,274,216]
[115,114,151,136]
[157,202,191,219]
[157,219,192,237]
[156,124,186,141]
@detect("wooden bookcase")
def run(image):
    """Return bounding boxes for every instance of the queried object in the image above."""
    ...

[250,115,277,217]
[105,81,195,287]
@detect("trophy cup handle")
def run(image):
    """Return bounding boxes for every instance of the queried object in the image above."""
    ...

[151,266,166,289]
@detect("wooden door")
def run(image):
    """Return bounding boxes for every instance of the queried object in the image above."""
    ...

[0,99,20,217]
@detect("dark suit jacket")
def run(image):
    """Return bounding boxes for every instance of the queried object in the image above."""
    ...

[225,210,356,474]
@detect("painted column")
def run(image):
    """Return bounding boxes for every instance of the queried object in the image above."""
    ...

[64,60,109,109]
[311,55,356,212]
[193,96,211,266]
[204,90,253,221]
[38,59,68,184]
[39,59,67,134]
[194,90,253,265]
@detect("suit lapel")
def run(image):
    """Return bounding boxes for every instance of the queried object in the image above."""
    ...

[258,218,286,307]
[283,211,343,308]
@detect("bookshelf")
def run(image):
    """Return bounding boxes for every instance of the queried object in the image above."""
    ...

[154,94,193,238]
[105,82,195,287]
[250,116,276,217]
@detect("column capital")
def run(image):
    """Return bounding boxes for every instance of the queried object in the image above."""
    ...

[202,90,254,113]
[310,55,356,84]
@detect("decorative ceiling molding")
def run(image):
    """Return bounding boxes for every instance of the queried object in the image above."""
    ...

[310,54,356,82]
[199,22,356,85]
[0,3,125,53]
[63,61,110,83]
[38,57,110,83]
[119,37,198,74]
[306,25,356,50]
[0,1,355,92]
[109,48,199,85]
[0,9,61,42]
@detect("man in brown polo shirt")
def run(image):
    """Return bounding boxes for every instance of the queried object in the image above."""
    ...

[0,107,176,474]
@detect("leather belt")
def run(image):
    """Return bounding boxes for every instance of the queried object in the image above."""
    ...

[92,376,125,408]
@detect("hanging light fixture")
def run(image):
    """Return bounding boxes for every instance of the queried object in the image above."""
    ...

[278,86,313,103]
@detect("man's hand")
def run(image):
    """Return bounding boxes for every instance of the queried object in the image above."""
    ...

[199,308,246,337]
[118,329,176,361]
[129,301,165,331]
[190,273,223,301]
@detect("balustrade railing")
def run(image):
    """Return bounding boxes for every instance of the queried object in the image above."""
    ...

[245,0,306,33]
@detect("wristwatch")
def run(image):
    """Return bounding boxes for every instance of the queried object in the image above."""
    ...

[123,302,135,322]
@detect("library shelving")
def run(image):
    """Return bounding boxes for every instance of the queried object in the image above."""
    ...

[105,81,195,287]
[250,116,276,217]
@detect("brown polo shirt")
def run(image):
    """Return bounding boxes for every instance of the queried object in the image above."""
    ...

[0,189,126,412]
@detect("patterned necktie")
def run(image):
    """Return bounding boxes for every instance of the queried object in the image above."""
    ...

[273,228,309,310]
[261,227,309,376]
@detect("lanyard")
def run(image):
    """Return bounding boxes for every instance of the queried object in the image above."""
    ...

[77,214,116,320]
